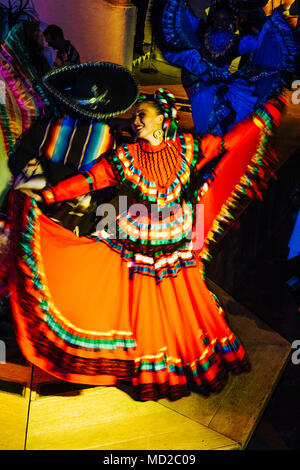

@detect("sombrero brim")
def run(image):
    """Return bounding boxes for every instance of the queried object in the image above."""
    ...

[42,62,139,120]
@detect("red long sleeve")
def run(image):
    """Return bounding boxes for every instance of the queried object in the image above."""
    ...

[42,157,119,204]
[196,134,223,172]
[224,101,282,151]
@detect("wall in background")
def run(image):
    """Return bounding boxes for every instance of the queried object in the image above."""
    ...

[34,0,136,69]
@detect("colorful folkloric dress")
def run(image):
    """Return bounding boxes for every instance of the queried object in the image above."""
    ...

[5,99,282,401]
[160,0,295,136]
[0,23,54,204]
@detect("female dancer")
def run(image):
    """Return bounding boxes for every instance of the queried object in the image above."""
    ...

[7,85,283,401]
[158,0,295,136]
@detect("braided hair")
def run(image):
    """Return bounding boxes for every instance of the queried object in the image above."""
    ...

[138,88,178,140]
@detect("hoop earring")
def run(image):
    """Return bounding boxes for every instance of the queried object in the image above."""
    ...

[153,129,163,140]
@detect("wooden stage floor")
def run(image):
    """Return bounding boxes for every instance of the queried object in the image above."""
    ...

[0,281,291,450]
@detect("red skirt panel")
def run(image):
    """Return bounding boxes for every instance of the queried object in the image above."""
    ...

[9,194,248,401]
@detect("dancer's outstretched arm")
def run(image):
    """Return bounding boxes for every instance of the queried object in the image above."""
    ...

[164,48,209,77]
[41,155,119,204]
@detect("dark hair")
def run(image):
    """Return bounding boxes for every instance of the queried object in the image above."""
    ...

[43,24,64,39]
[138,89,177,121]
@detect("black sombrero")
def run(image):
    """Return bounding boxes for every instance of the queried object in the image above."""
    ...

[42,62,139,120]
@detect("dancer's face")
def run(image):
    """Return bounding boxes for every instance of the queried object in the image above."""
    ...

[213,10,232,31]
[132,102,164,143]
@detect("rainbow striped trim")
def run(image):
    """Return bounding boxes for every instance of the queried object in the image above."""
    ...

[20,200,137,352]
[110,134,200,207]
[200,105,279,264]
[116,200,193,247]
[88,229,196,283]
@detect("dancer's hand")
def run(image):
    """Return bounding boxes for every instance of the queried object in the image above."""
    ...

[19,188,42,202]
[14,174,46,191]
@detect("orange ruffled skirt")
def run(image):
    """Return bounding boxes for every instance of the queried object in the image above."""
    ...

[9,195,248,400]
[7,103,281,400]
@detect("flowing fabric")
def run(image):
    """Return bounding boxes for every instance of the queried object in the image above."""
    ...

[160,1,295,136]
[2,100,282,401]
[0,23,53,204]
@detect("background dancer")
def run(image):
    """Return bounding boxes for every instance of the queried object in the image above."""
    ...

[154,0,295,136]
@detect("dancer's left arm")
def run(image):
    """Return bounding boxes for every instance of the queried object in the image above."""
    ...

[223,98,283,151]
[164,49,209,76]
[238,35,258,56]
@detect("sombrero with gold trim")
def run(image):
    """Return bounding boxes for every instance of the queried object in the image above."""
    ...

[42,61,139,120]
